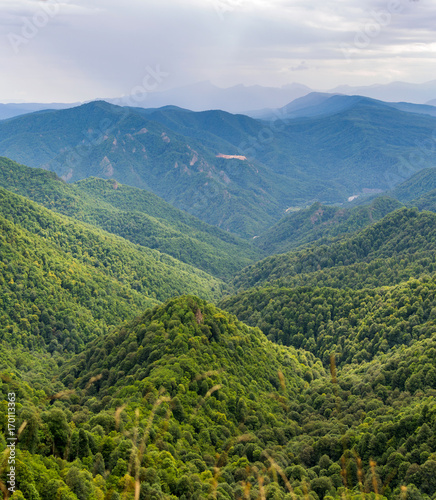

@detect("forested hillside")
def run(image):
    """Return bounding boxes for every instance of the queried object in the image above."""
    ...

[0,157,260,278]
[254,197,403,255]
[0,102,291,237]
[220,276,436,364]
[233,208,436,291]
[3,295,436,499]
[2,99,436,236]
[0,186,230,356]
[391,168,436,203]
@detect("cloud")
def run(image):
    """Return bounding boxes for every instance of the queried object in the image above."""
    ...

[290,61,310,72]
[0,0,434,102]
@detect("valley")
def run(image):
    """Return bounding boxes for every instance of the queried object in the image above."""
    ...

[1,94,436,499]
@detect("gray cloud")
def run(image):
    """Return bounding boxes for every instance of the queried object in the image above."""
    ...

[0,0,434,102]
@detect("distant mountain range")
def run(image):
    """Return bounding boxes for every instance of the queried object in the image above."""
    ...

[248,92,436,120]
[2,79,436,119]
[1,96,436,236]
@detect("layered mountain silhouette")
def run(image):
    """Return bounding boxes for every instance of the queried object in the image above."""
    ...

[1,97,436,237]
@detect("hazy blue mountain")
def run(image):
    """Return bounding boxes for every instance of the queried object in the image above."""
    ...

[3,79,435,121]
[0,102,79,120]
[2,98,436,237]
[0,101,294,237]
[137,98,436,205]
[252,99,436,201]
[248,92,436,121]
[108,81,313,113]
[331,79,436,104]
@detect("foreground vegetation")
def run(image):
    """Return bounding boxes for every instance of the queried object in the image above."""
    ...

[1,157,436,498]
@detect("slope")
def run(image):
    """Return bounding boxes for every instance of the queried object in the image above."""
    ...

[0,187,228,353]
[254,197,403,255]
[0,157,261,278]
[0,102,293,237]
[139,99,436,204]
[4,295,436,498]
[411,189,436,212]
[2,99,436,236]
[1,296,323,499]
[390,167,436,203]
[220,275,436,365]
[233,208,436,291]
[255,101,436,202]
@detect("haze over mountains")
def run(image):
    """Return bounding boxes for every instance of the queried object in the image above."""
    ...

[3,79,436,119]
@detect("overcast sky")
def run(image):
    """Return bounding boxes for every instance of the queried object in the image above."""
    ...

[0,0,435,102]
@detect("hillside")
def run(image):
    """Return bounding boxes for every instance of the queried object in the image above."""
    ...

[411,189,436,213]
[0,102,291,237]
[255,101,436,201]
[3,97,436,499]
[2,99,436,236]
[0,296,323,499]
[254,197,403,255]
[220,276,436,364]
[0,187,230,354]
[390,168,436,203]
[233,208,436,291]
[3,295,436,498]
[0,157,261,278]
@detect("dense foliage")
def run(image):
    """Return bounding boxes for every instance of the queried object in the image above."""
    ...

[0,186,232,356]
[0,157,261,278]
[391,168,436,203]
[233,208,436,291]
[220,276,436,365]
[3,296,436,499]
[254,197,403,255]
[1,121,436,498]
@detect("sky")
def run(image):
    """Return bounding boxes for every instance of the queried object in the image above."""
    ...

[0,0,435,102]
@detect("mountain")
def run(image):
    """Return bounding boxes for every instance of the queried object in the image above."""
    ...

[139,98,436,204]
[330,80,436,104]
[0,157,261,278]
[109,81,313,114]
[252,165,436,257]
[249,92,436,121]
[0,101,295,237]
[5,292,436,499]
[2,79,436,120]
[0,186,229,353]
[1,295,324,499]
[2,98,436,238]
[232,208,436,291]
[253,197,403,255]
[254,99,436,200]
[2,167,436,498]
[135,99,436,206]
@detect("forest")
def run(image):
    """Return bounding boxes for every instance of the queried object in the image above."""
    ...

[1,154,436,500]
